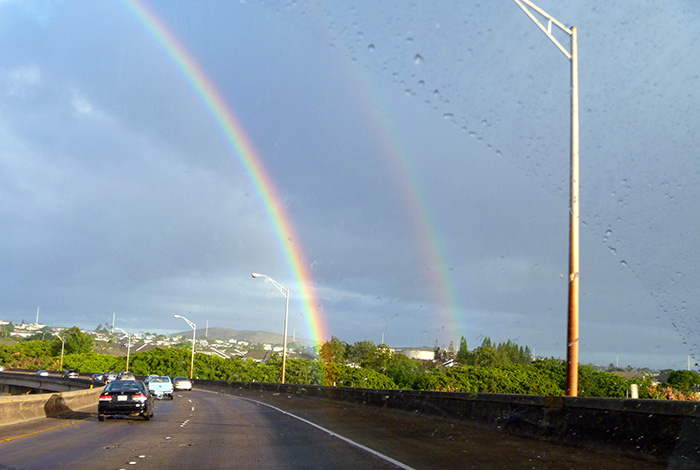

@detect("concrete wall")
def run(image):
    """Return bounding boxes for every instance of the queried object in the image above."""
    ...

[0,387,103,426]
[196,380,700,462]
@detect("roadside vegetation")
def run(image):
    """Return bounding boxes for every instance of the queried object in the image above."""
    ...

[1,327,698,400]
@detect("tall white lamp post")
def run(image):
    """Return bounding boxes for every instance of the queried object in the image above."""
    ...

[252,273,289,384]
[114,327,132,372]
[512,0,580,396]
[174,315,196,379]
[56,335,65,371]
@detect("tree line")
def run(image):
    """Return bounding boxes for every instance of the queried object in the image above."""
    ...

[1,328,699,399]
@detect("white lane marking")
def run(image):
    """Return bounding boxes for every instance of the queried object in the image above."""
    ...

[220,393,415,470]
[191,407,195,412]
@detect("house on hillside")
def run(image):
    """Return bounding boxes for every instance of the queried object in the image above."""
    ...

[243,350,274,363]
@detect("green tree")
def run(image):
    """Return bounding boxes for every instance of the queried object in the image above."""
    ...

[345,340,392,372]
[1,323,15,338]
[385,353,424,389]
[50,326,95,356]
[666,370,700,393]
[320,336,347,364]
[456,336,470,363]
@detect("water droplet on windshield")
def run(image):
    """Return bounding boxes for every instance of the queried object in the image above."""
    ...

[413,54,424,65]
[367,44,375,52]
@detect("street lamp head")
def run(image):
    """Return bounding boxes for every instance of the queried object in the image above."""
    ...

[251,273,262,278]
[174,314,183,319]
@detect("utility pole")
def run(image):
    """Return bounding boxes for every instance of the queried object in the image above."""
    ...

[513,0,580,396]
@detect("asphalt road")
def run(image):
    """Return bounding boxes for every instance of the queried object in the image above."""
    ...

[0,389,404,469]
[0,389,666,469]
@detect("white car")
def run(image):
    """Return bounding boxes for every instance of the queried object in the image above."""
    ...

[172,377,192,391]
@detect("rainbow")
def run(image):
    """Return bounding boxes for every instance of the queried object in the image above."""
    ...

[359,86,465,345]
[122,0,328,344]
[309,10,466,345]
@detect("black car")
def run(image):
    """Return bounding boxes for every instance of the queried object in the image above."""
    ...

[98,380,153,421]
[116,371,135,381]
[103,371,117,383]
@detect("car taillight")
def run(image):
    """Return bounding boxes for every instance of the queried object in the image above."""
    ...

[99,394,112,401]
[133,393,147,402]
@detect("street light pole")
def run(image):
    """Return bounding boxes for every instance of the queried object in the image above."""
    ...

[512,0,580,396]
[252,273,289,384]
[114,327,131,372]
[56,335,65,371]
[174,315,196,379]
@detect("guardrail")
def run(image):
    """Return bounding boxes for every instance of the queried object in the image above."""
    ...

[195,379,700,463]
[0,371,95,393]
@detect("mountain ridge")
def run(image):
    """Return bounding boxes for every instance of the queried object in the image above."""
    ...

[170,327,317,347]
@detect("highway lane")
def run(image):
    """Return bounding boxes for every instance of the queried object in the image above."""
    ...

[0,390,406,469]
[1,387,669,469]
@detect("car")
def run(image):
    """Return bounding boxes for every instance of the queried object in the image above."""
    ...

[147,376,174,400]
[98,379,153,421]
[172,376,192,391]
[144,374,160,384]
[91,373,105,382]
[103,371,117,383]
[0,365,4,372]
[36,370,49,377]
[116,371,135,381]
[62,369,79,378]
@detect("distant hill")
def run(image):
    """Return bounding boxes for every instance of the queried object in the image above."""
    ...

[170,327,317,347]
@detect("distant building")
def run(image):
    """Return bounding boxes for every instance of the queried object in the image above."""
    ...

[394,347,435,361]
[243,350,273,363]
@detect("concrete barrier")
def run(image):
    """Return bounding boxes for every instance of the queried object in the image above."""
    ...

[0,387,103,427]
[195,380,700,462]
[0,371,96,393]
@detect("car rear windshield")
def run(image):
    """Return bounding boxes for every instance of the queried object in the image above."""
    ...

[106,381,142,392]
[150,377,171,383]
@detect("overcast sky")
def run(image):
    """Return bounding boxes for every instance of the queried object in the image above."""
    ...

[1,1,698,369]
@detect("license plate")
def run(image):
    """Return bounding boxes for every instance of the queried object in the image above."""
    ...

[117,395,128,401]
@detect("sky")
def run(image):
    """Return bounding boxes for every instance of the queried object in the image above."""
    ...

[1,0,698,369]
